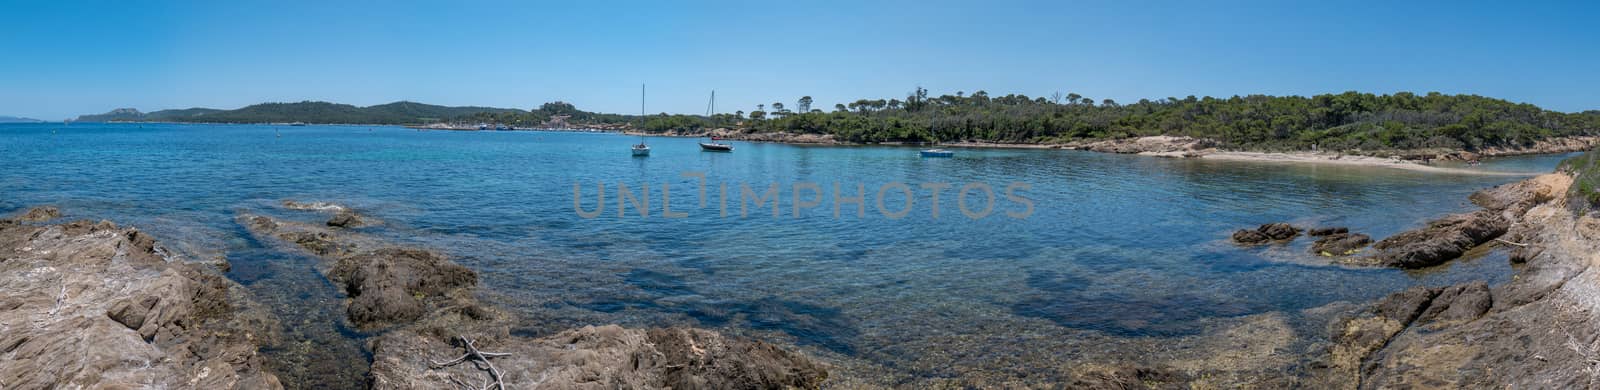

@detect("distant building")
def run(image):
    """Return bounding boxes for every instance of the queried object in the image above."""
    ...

[544,115,571,129]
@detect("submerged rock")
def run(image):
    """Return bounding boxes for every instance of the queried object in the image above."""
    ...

[242,211,829,387]
[0,217,281,389]
[332,248,477,327]
[326,209,364,227]
[8,205,61,222]
[1307,226,1348,236]
[1310,232,1372,256]
[1231,222,1301,245]
[1065,364,1190,389]
[370,325,829,389]
[242,214,469,329]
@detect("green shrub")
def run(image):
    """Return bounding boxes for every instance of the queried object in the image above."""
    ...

[1563,147,1600,214]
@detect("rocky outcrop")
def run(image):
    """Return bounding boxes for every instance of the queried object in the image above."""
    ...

[242,206,829,388]
[1341,174,1569,268]
[1473,135,1600,159]
[1308,227,1348,236]
[242,214,473,330]
[1351,210,1508,268]
[1320,172,1600,388]
[1311,232,1372,256]
[1066,136,1219,157]
[1470,174,1564,219]
[333,248,477,327]
[0,217,281,389]
[9,206,61,222]
[1232,222,1301,245]
[326,209,364,227]
[1064,365,1190,389]
[370,325,828,389]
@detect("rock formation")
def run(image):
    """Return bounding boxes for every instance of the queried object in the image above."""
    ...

[241,205,829,389]
[1232,222,1301,245]
[1320,173,1600,388]
[10,206,60,222]
[0,215,282,389]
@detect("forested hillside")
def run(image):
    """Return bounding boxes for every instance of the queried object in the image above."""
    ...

[645,90,1600,151]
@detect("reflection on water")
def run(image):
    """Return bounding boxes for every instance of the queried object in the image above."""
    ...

[0,123,1575,386]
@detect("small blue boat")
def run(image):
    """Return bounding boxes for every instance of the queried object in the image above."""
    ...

[920,149,953,158]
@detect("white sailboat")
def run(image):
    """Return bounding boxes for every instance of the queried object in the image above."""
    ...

[631,84,651,157]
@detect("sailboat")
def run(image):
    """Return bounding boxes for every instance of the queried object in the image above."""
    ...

[697,90,733,152]
[631,84,651,157]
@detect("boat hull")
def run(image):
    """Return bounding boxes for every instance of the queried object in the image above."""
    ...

[920,150,954,158]
[632,147,651,156]
[699,143,733,152]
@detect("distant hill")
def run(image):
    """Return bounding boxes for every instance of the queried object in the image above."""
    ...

[0,115,44,123]
[74,101,525,125]
[75,108,147,122]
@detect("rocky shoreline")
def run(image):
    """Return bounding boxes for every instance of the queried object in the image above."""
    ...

[0,204,827,389]
[5,152,1599,388]
[1219,161,1600,387]
[0,208,281,388]
[629,130,1597,172]
[239,205,829,388]
[1316,169,1600,388]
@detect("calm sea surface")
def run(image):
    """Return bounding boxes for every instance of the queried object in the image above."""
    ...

[0,123,1574,386]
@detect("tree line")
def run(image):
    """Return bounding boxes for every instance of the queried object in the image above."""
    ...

[632,89,1600,152]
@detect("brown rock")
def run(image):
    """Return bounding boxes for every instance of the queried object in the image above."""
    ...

[1308,227,1349,236]
[326,210,363,227]
[331,248,477,328]
[1360,210,1508,268]
[0,218,281,389]
[1231,229,1271,244]
[1415,281,1491,329]
[369,325,828,389]
[1311,233,1372,256]
[11,206,61,222]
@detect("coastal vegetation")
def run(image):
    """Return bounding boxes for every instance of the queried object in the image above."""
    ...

[1561,147,1600,213]
[646,89,1600,152]
[75,91,1600,154]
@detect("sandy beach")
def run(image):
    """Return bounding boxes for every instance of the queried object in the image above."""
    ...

[1198,151,1538,175]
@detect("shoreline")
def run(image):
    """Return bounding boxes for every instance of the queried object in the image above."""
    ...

[1195,151,1538,175]
[626,130,1594,174]
[5,148,1598,387]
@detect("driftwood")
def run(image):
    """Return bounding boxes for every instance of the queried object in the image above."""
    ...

[1495,238,1530,247]
[431,336,512,390]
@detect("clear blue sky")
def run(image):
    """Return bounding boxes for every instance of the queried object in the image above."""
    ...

[3,0,1597,120]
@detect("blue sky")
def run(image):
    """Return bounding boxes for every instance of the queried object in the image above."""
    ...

[2,0,1597,120]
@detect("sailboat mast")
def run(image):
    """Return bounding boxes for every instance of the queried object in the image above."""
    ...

[706,90,716,117]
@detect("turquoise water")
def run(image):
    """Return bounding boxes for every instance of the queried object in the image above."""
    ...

[0,123,1572,386]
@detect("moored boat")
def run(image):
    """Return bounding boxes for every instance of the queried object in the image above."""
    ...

[632,84,651,157]
[920,149,953,158]
[700,141,733,152]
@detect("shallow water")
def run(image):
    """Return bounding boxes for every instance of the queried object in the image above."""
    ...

[0,123,1574,386]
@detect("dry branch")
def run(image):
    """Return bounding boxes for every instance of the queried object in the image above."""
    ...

[431,336,511,390]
